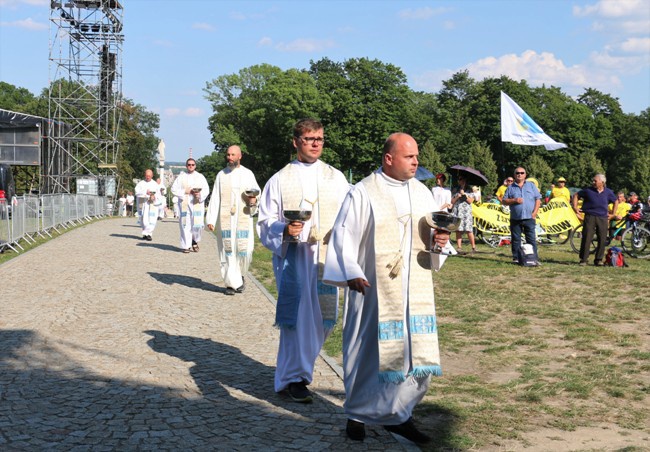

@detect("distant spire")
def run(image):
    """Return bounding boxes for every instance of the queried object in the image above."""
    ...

[189,147,193,159]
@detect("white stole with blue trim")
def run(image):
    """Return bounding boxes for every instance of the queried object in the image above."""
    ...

[362,172,441,383]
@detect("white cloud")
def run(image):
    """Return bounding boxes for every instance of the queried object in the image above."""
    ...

[411,68,455,92]
[575,0,650,35]
[620,37,650,54]
[192,22,215,32]
[164,108,181,117]
[465,50,621,91]
[412,50,624,97]
[229,11,247,20]
[274,38,335,53]
[258,37,273,47]
[0,0,48,6]
[398,7,450,20]
[184,107,202,117]
[0,17,47,30]
[573,0,647,18]
[163,107,203,117]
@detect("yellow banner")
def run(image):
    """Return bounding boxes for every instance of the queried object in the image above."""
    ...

[536,198,581,234]
[472,198,580,235]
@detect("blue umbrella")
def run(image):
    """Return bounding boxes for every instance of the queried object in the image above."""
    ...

[415,166,434,181]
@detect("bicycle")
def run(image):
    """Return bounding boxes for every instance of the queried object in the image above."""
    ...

[475,223,570,248]
[569,214,650,258]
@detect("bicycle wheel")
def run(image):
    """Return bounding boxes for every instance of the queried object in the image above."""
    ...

[548,231,570,245]
[621,226,650,258]
[569,225,597,254]
[481,232,503,248]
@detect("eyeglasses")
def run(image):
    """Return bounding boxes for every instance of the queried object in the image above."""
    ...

[506,179,514,183]
[515,172,526,175]
[299,136,325,145]
[187,163,196,167]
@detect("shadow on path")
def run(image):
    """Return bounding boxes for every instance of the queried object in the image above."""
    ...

[148,271,225,293]
[109,233,142,240]
[137,242,182,252]
[0,329,349,449]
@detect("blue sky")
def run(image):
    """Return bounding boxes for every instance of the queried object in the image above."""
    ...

[1,0,649,163]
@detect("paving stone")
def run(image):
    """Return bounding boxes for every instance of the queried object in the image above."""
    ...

[0,218,409,450]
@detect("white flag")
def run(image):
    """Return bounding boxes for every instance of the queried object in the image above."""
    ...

[501,91,567,150]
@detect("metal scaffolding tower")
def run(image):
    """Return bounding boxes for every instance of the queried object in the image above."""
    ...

[47,0,124,195]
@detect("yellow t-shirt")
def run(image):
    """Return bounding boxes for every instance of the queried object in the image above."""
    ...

[610,202,631,229]
[550,186,570,202]
[495,185,507,200]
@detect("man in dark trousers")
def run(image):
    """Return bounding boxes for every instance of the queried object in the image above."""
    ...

[572,173,618,266]
[502,166,541,265]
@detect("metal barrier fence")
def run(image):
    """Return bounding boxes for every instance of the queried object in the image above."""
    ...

[0,194,109,254]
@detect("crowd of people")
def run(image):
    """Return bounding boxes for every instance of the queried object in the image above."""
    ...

[121,118,646,445]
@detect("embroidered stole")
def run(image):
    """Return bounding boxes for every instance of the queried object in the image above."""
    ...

[275,161,339,329]
[362,173,441,383]
[219,170,251,257]
[141,199,158,230]
[180,173,204,229]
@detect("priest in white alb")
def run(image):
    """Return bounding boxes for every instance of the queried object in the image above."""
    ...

[206,145,260,295]
[257,119,349,404]
[323,133,450,445]
[134,169,163,241]
[171,158,210,253]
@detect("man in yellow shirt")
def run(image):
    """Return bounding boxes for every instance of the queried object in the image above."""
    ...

[550,177,571,203]
[495,177,513,203]
[609,191,631,240]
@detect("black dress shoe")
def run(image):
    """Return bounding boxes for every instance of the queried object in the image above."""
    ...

[384,417,431,444]
[225,287,236,296]
[287,381,313,403]
[146,235,152,241]
[346,419,365,441]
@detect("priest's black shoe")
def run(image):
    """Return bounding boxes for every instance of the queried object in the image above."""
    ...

[346,419,365,441]
[236,277,245,293]
[287,381,313,403]
[384,417,431,444]
[225,287,236,296]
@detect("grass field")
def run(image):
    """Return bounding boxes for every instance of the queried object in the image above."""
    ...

[250,238,650,451]
[4,219,647,450]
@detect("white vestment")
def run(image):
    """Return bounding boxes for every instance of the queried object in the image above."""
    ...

[323,170,447,426]
[171,171,210,249]
[135,179,163,236]
[431,186,452,212]
[205,165,260,290]
[257,160,349,392]
[157,182,167,218]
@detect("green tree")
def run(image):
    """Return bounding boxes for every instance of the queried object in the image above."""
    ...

[205,64,328,184]
[466,141,498,196]
[0,82,45,115]
[524,153,554,195]
[417,140,444,189]
[310,57,412,182]
[118,100,160,190]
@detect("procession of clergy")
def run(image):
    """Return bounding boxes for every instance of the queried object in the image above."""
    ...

[138,119,449,445]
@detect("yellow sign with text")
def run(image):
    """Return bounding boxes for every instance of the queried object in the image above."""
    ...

[472,198,580,235]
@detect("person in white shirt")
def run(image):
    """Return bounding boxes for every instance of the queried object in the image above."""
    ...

[257,119,349,404]
[171,159,210,253]
[134,169,163,241]
[206,145,260,295]
[431,173,452,212]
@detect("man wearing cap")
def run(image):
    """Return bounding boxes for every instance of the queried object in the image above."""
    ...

[551,177,571,203]
[431,173,452,212]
